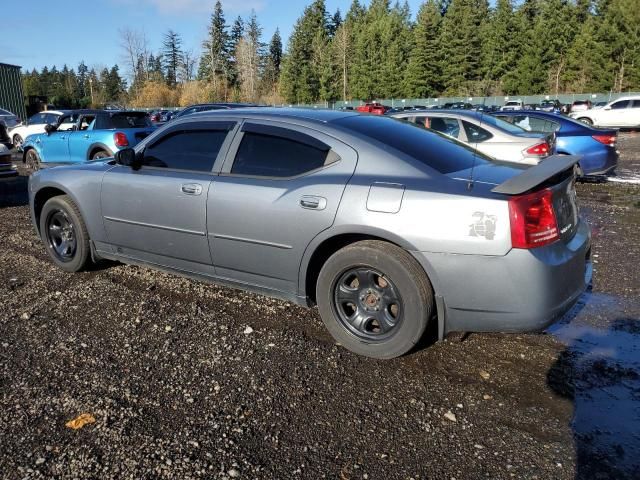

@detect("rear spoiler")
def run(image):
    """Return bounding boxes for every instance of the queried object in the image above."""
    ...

[492,155,581,195]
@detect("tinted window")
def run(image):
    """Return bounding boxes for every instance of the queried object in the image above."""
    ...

[611,100,630,109]
[45,113,61,125]
[335,115,492,174]
[462,121,493,142]
[632,100,640,108]
[143,129,228,172]
[232,132,330,178]
[110,114,152,128]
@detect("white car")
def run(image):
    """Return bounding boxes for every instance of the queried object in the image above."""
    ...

[500,100,524,111]
[570,96,640,128]
[8,110,74,148]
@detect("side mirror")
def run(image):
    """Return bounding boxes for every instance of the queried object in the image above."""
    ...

[44,123,56,135]
[115,148,142,170]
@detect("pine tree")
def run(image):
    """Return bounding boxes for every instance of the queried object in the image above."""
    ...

[403,0,442,98]
[438,0,488,95]
[198,0,230,98]
[279,0,328,103]
[162,30,183,87]
[480,0,519,94]
[261,29,283,97]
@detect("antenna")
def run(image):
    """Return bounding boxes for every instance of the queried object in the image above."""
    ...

[467,93,488,190]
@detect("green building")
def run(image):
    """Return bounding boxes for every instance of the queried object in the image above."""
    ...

[0,63,26,120]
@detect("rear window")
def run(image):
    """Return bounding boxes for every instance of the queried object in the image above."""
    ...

[110,113,151,128]
[334,115,492,174]
[477,114,526,135]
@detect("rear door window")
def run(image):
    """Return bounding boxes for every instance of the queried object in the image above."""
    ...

[231,126,332,178]
[462,121,493,142]
[631,100,640,109]
[143,127,231,172]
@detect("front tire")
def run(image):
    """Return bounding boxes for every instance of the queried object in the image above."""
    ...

[25,149,41,173]
[577,117,593,125]
[39,195,91,272]
[316,240,434,359]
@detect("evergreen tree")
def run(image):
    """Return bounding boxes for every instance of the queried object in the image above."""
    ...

[328,9,343,37]
[480,0,519,94]
[438,0,488,95]
[162,29,183,87]
[279,0,328,103]
[403,0,442,98]
[198,0,230,97]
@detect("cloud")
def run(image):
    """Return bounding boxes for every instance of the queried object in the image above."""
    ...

[137,0,266,15]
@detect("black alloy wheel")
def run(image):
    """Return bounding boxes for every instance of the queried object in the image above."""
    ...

[45,210,77,262]
[333,267,403,341]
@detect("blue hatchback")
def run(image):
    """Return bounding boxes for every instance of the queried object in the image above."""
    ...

[22,110,155,171]
[492,110,618,176]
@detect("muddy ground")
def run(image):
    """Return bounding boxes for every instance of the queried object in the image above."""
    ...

[0,137,639,480]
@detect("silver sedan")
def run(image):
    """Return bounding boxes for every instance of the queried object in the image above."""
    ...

[28,109,591,358]
[391,110,555,166]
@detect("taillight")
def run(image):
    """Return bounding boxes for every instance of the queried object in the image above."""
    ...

[592,134,616,146]
[525,142,550,156]
[508,188,559,249]
[114,132,129,147]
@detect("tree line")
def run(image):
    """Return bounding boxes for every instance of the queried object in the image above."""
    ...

[282,0,640,104]
[20,0,640,109]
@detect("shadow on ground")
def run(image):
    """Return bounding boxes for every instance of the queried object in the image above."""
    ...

[0,174,28,208]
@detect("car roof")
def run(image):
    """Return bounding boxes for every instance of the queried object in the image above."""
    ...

[190,107,358,124]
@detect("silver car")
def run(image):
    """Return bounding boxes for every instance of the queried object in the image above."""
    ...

[392,110,555,166]
[28,109,591,359]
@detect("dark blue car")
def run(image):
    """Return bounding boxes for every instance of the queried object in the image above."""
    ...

[493,110,618,177]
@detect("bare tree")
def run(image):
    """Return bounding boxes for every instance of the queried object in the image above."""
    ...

[180,49,197,83]
[333,23,351,101]
[235,37,259,102]
[119,28,150,89]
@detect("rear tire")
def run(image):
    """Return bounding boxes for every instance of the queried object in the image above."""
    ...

[316,240,434,359]
[39,195,91,272]
[25,149,41,173]
[577,117,593,125]
[91,150,110,160]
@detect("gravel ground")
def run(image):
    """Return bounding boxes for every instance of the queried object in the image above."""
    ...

[1,137,639,480]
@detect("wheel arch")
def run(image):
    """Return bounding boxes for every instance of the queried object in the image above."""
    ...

[87,143,114,160]
[300,227,442,308]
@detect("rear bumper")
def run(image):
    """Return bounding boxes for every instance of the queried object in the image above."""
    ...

[414,220,591,334]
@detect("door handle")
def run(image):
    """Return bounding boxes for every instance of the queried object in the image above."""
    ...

[181,183,203,196]
[300,195,326,210]
[83,134,90,139]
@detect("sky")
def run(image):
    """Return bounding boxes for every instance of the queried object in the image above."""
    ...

[8,0,425,75]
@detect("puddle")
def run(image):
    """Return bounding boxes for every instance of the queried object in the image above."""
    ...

[547,292,640,478]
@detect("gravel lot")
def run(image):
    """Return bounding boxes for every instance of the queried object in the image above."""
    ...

[1,137,639,479]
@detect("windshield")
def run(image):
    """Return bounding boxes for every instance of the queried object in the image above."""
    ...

[505,101,520,106]
[474,114,526,134]
[335,115,493,174]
